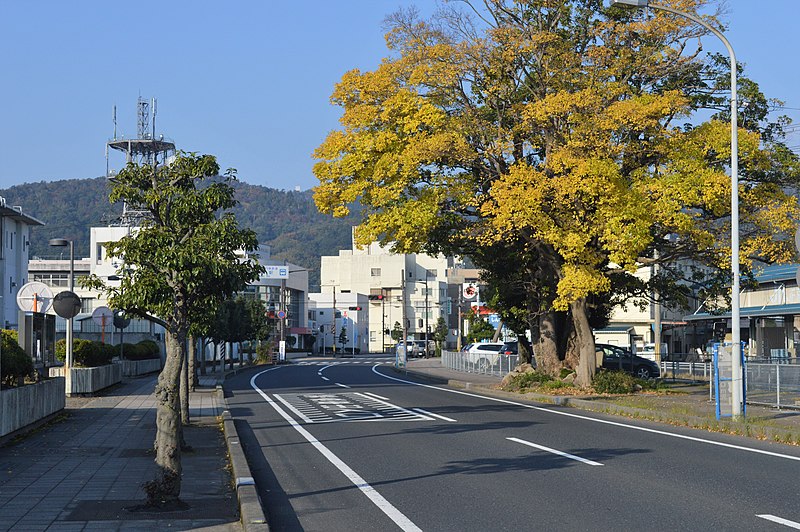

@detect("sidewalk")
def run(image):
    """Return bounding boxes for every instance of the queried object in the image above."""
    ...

[0,375,240,532]
[404,358,800,444]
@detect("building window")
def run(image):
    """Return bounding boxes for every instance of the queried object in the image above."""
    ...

[81,298,94,313]
[33,273,69,287]
[371,268,381,277]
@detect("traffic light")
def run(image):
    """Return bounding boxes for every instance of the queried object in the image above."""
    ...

[368,294,384,301]
[348,306,362,311]
[319,325,324,333]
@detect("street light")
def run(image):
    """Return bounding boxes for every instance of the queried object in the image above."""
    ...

[613,0,742,416]
[49,238,74,376]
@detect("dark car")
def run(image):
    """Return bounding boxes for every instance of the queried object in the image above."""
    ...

[500,341,518,355]
[596,343,660,379]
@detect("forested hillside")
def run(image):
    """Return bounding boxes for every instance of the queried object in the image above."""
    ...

[0,177,357,290]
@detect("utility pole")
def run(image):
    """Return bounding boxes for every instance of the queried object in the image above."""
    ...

[424,277,429,357]
[332,286,337,357]
[401,269,408,365]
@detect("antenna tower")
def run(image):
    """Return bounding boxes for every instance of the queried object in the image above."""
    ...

[106,97,176,225]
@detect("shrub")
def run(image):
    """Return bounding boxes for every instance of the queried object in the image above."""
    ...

[509,370,554,390]
[136,340,161,359]
[56,339,115,367]
[542,380,572,391]
[1,329,33,386]
[593,370,637,394]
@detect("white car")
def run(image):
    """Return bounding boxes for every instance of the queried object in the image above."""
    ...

[465,342,505,371]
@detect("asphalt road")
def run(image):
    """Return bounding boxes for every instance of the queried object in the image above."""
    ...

[224,356,800,531]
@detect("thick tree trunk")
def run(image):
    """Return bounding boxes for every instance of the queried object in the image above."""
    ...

[535,311,562,376]
[570,298,596,388]
[144,327,185,505]
[199,337,207,376]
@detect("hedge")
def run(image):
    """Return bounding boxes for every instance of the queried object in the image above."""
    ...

[1,329,34,386]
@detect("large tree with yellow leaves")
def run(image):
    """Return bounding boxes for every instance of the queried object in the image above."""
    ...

[314,0,799,387]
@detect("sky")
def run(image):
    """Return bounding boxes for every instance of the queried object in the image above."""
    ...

[0,0,798,192]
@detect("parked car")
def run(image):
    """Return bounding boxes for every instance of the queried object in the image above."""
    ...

[396,340,428,358]
[465,342,506,371]
[500,341,518,355]
[596,343,660,379]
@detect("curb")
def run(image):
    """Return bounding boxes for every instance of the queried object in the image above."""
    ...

[219,385,270,532]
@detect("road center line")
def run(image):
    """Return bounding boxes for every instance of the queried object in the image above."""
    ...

[412,408,457,422]
[507,437,603,466]
[372,366,800,463]
[757,514,800,529]
[250,370,422,532]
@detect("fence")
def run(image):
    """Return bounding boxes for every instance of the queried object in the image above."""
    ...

[441,350,519,377]
[661,360,800,410]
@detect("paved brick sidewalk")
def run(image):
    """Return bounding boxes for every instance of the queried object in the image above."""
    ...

[0,375,241,531]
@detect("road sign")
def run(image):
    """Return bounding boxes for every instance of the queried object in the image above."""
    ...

[264,265,289,279]
[276,310,287,319]
[92,306,113,326]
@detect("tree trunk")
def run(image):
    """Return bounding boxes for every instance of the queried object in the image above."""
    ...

[199,337,206,376]
[188,335,197,391]
[180,337,189,425]
[535,311,562,376]
[570,298,596,388]
[144,327,185,505]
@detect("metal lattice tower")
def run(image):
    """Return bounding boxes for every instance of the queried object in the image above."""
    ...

[106,97,176,225]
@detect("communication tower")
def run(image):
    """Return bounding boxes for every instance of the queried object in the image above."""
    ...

[106,97,176,224]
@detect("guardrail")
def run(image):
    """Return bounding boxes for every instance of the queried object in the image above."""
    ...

[442,350,519,377]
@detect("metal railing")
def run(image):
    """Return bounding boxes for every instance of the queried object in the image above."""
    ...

[442,350,519,377]
[661,360,800,410]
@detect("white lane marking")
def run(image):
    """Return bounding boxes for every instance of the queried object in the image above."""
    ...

[372,366,800,463]
[321,376,330,381]
[412,408,457,423]
[757,515,800,529]
[335,382,351,389]
[250,370,422,532]
[508,437,603,466]
[363,392,390,401]
[353,393,433,420]
[274,394,315,424]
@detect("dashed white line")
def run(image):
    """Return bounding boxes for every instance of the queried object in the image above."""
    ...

[321,376,330,381]
[412,408,457,422]
[335,382,350,389]
[757,515,800,529]
[508,437,603,466]
[372,366,800,463]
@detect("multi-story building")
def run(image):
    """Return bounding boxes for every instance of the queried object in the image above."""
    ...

[0,201,44,329]
[312,235,457,354]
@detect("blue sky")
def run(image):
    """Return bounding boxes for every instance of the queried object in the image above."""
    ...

[0,1,797,192]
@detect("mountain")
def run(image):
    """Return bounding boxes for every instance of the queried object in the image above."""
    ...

[0,177,358,291]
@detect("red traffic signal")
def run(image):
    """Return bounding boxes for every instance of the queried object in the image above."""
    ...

[348,306,362,311]
[368,294,384,301]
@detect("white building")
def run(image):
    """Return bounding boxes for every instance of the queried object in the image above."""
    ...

[311,236,456,354]
[0,202,44,329]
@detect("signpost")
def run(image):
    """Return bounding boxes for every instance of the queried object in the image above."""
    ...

[92,306,113,343]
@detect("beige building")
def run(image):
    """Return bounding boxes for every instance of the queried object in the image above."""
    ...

[313,238,456,354]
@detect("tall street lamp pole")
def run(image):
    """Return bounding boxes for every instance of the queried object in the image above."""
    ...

[49,238,74,376]
[614,0,742,416]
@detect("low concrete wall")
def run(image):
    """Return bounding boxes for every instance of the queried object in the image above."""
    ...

[49,364,123,395]
[120,358,162,377]
[1,378,65,438]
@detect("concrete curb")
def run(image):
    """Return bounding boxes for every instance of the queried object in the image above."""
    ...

[401,368,800,445]
[219,385,270,532]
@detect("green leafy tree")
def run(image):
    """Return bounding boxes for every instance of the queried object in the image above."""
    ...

[85,152,263,505]
[466,311,495,343]
[390,321,403,343]
[432,317,448,357]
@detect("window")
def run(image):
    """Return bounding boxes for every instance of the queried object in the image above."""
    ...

[371,268,381,277]
[33,273,69,287]
[81,298,94,313]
